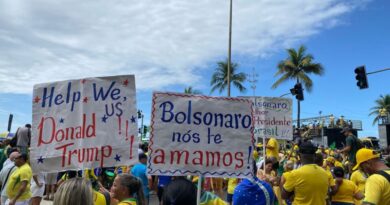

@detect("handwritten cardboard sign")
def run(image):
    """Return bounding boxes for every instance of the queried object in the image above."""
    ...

[148,92,254,178]
[250,97,293,140]
[30,75,138,173]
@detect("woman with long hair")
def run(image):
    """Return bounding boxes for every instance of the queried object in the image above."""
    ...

[53,178,93,205]
[110,173,145,205]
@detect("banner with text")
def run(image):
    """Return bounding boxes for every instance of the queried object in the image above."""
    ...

[250,97,293,140]
[148,92,254,178]
[31,75,138,173]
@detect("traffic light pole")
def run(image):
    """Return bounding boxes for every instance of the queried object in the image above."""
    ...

[355,66,389,89]
[279,92,291,97]
[297,80,301,129]
[141,113,144,140]
[367,68,390,75]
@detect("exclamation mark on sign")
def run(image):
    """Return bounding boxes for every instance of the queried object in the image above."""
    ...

[125,120,129,138]
[118,116,122,135]
[247,146,252,169]
[129,135,134,159]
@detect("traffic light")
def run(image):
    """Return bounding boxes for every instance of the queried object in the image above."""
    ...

[295,83,304,101]
[355,66,368,89]
[143,125,148,134]
[137,110,142,119]
[290,83,304,101]
[290,87,297,95]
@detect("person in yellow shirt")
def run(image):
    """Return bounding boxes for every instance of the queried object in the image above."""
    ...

[331,166,364,205]
[110,173,145,205]
[93,191,107,205]
[5,153,32,205]
[266,137,279,160]
[350,168,367,205]
[325,156,336,171]
[282,141,329,205]
[315,153,337,205]
[333,154,344,168]
[353,148,390,205]
[226,178,238,205]
[280,160,294,205]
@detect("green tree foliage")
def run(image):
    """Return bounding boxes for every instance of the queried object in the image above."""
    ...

[369,94,390,125]
[210,59,246,95]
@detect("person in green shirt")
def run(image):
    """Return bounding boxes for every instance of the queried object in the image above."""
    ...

[338,127,361,167]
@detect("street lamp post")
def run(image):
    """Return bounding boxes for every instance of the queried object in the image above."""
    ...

[227,0,233,97]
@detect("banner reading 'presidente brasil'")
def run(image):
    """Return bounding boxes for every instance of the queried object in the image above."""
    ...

[148,92,255,178]
[250,97,293,140]
[31,75,138,173]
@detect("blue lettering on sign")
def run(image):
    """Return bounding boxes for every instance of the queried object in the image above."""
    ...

[41,82,81,112]
[160,101,174,122]
[158,100,252,130]
[93,81,120,101]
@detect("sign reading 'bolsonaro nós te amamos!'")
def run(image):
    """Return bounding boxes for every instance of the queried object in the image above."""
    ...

[148,92,255,178]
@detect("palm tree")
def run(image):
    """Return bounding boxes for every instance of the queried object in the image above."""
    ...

[369,94,390,125]
[210,59,246,96]
[272,45,324,128]
[184,86,202,94]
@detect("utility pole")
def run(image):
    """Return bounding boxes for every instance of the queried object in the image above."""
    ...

[227,0,233,97]
[7,114,13,132]
[246,67,258,97]
[319,111,325,145]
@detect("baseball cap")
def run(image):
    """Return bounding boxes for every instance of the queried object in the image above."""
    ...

[340,127,351,134]
[353,148,380,171]
[326,156,335,164]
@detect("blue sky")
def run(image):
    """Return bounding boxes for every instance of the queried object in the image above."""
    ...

[0,0,389,138]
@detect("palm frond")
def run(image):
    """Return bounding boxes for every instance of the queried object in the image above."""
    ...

[372,116,380,126]
[369,94,390,125]
[271,73,291,89]
[272,45,324,94]
[298,73,313,92]
[233,81,246,92]
[369,110,379,116]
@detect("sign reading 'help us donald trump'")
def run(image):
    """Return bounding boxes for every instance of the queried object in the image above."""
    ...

[148,92,255,178]
[31,75,138,173]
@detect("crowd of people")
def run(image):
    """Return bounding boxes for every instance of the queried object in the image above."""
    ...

[0,124,389,205]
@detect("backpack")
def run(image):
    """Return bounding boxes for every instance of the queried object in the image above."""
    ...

[376,170,390,182]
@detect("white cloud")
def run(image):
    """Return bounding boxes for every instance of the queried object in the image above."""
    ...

[0,0,369,94]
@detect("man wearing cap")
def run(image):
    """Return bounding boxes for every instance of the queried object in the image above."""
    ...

[282,141,329,205]
[354,148,390,205]
[338,127,360,167]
